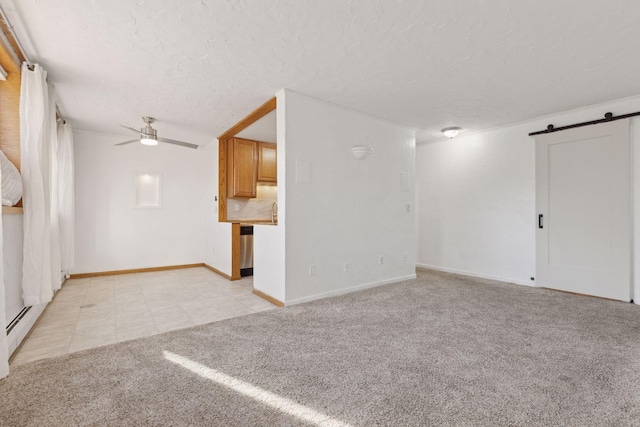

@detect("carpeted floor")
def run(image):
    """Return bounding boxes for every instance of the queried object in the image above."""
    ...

[1,268,639,426]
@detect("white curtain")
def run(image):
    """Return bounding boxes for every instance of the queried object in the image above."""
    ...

[47,83,62,292]
[57,121,74,271]
[0,158,9,379]
[20,63,59,305]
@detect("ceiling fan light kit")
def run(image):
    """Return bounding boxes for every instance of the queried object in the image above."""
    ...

[140,117,158,145]
[116,116,198,149]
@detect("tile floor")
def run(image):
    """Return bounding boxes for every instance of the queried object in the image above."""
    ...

[10,267,277,366]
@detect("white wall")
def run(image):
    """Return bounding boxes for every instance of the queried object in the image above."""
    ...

[416,95,640,301]
[633,117,640,305]
[202,141,233,276]
[73,130,207,273]
[416,124,535,285]
[253,94,286,301]
[254,223,285,301]
[282,90,416,304]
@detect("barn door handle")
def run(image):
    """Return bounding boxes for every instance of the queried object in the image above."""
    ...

[538,214,544,229]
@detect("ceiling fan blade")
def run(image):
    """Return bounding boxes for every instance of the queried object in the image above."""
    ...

[158,137,199,149]
[120,125,141,134]
[115,139,139,146]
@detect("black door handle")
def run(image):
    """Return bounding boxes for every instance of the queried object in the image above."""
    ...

[538,214,544,229]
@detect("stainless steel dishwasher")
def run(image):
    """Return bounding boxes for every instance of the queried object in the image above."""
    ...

[239,225,254,277]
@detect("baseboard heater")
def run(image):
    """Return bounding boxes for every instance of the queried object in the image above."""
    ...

[6,306,31,335]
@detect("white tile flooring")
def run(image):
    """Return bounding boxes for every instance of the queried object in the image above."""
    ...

[10,267,277,366]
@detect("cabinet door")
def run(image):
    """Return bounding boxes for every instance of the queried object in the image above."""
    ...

[228,138,257,198]
[258,142,277,183]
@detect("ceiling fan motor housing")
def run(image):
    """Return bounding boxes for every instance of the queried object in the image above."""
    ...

[141,125,157,139]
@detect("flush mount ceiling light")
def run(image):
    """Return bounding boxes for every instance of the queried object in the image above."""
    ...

[351,145,373,160]
[442,127,462,139]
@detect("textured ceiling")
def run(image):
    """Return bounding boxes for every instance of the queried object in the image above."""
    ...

[4,0,640,145]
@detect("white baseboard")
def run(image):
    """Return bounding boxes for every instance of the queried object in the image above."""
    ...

[415,263,536,287]
[285,274,417,306]
[7,303,46,356]
[7,275,67,357]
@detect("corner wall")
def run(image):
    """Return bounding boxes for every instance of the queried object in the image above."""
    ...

[416,95,640,302]
[202,140,233,276]
[282,90,416,304]
[73,130,207,274]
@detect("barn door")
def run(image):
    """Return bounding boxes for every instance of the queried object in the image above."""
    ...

[535,119,631,301]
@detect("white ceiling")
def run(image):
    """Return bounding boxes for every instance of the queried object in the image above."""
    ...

[235,110,277,144]
[4,0,640,145]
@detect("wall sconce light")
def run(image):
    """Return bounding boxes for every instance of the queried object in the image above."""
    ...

[351,145,373,160]
[442,127,462,139]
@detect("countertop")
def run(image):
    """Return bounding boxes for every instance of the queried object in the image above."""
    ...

[232,220,278,226]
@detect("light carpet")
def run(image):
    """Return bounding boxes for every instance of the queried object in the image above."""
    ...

[1,268,639,426]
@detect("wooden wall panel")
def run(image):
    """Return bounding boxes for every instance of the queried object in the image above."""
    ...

[1,19,23,208]
[0,71,21,171]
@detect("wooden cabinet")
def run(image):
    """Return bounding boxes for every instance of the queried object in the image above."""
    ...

[227,138,277,198]
[258,142,277,183]
[227,137,258,198]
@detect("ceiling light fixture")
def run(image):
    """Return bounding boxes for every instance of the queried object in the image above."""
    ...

[351,145,373,160]
[140,135,158,146]
[442,127,461,139]
[140,117,158,145]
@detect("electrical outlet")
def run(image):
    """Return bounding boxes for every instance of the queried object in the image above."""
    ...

[403,253,408,262]
[234,204,240,212]
[309,265,316,276]
[344,262,351,273]
[405,204,411,213]
[378,255,384,265]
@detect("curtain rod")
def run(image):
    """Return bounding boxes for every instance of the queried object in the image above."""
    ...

[529,111,640,136]
[0,4,66,124]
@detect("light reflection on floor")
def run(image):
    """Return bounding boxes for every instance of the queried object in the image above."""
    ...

[163,351,353,427]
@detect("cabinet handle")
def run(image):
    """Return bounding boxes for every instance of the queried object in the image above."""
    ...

[538,214,544,229]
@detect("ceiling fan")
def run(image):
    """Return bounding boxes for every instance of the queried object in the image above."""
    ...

[116,116,198,149]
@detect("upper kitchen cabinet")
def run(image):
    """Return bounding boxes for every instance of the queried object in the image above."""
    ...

[228,137,258,198]
[218,97,276,222]
[258,142,277,183]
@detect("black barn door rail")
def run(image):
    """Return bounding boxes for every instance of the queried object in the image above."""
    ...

[529,111,640,136]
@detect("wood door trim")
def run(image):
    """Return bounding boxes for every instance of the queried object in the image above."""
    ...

[231,222,241,280]
[218,136,228,222]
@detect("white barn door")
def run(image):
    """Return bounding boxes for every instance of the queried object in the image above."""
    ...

[535,119,631,301]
